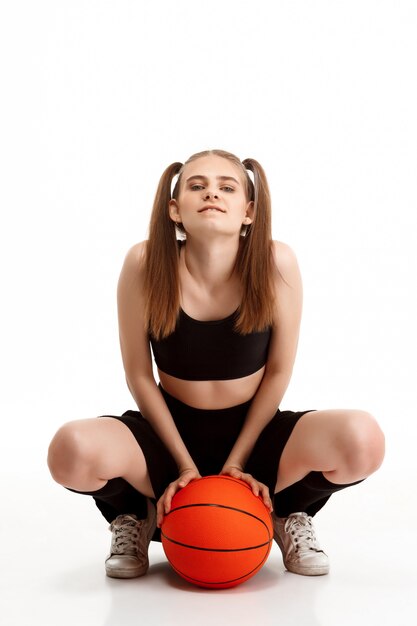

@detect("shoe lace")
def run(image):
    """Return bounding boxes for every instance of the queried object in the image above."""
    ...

[284,513,323,554]
[109,514,144,556]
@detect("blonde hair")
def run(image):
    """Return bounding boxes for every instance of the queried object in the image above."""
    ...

[144,149,276,340]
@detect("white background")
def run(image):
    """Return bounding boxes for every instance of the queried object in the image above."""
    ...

[1,1,416,625]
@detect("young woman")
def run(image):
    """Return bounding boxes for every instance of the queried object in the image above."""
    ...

[47,149,385,579]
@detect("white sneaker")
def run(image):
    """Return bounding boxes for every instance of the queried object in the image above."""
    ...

[105,499,156,579]
[272,511,329,576]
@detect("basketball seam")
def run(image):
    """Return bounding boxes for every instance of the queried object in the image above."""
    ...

[165,502,272,539]
[166,546,272,586]
[161,534,272,552]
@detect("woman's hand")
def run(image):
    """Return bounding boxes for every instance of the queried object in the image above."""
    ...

[220,465,273,513]
[156,468,201,528]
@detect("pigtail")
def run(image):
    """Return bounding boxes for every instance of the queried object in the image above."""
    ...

[144,161,183,340]
[233,158,275,334]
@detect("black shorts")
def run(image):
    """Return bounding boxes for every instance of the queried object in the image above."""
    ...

[99,383,316,501]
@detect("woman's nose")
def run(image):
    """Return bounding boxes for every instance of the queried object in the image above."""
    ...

[204,190,218,200]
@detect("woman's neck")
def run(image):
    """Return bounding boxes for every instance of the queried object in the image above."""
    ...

[180,237,241,293]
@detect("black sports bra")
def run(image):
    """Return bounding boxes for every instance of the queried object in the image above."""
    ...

[149,305,272,381]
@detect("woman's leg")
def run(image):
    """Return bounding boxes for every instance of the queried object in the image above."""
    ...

[272,408,385,576]
[47,417,158,579]
[275,408,385,495]
[47,417,155,497]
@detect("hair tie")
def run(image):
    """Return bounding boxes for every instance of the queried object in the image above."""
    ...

[245,168,255,185]
[170,173,180,197]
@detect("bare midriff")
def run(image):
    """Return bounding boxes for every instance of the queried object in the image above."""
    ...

[157,365,265,410]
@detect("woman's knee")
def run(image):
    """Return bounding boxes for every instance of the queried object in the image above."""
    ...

[340,411,385,477]
[47,420,97,486]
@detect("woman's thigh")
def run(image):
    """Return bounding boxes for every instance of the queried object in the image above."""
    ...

[47,417,153,494]
[276,408,385,488]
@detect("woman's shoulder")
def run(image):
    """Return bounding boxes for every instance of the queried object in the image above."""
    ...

[271,239,298,271]
[122,240,148,269]
[117,241,149,292]
[123,238,181,258]
[125,239,148,258]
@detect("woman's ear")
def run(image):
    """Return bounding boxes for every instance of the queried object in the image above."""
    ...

[245,200,255,224]
[168,199,181,223]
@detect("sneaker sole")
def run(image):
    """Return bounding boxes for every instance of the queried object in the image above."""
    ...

[106,565,148,579]
[284,561,329,576]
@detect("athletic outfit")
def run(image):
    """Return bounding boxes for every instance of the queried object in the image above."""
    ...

[69,242,362,545]
[149,303,271,380]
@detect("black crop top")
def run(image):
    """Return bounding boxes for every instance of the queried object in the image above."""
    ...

[149,306,272,381]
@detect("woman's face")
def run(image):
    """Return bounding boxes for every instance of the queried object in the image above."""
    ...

[169,155,254,240]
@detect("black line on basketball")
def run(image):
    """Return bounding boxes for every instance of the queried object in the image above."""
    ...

[161,532,272,552]
[165,502,272,540]
[166,544,272,586]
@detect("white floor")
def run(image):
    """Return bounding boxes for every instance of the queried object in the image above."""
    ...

[2,460,415,626]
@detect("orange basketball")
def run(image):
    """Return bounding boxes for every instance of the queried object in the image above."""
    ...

[161,475,273,589]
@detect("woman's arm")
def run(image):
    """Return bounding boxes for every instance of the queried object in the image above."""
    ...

[117,241,197,474]
[222,369,294,471]
[126,374,197,474]
[222,241,303,471]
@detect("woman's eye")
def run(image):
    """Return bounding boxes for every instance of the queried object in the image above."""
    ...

[190,184,234,192]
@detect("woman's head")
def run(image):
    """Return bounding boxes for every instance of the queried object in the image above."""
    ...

[147,148,271,243]
[168,152,255,241]
[144,149,276,339]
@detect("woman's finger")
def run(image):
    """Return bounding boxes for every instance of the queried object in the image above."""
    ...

[157,484,175,524]
[260,484,273,511]
[164,483,177,513]
[240,473,259,496]
[157,473,201,527]
[178,473,193,488]
[250,477,260,496]
[177,469,200,489]
[240,474,272,509]
[156,497,165,527]
[220,466,242,479]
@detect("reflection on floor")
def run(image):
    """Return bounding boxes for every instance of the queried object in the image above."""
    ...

[2,465,415,626]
